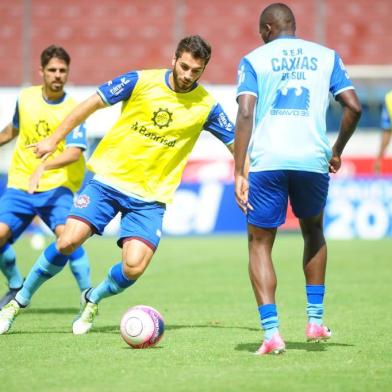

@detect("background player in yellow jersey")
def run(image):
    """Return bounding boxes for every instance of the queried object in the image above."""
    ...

[374,90,392,173]
[0,36,234,334]
[0,45,90,309]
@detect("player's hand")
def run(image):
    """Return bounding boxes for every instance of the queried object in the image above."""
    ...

[328,155,341,173]
[373,158,382,174]
[26,136,57,160]
[234,174,253,214]
[28,162,46,194]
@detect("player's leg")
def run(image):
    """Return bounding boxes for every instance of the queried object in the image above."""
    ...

[39,187,91,292]
[72,192,165,335]
[15,218,92,305]
[0,218,92,334]
[0,189,37,308]
[290,171,331,341]
[0,224,21,308]
[247,171,288,354]
[73,239,155,335]
[299,212,331,341]
[88,239,154,304]
[0,181,119,334]
[55,225,91,292]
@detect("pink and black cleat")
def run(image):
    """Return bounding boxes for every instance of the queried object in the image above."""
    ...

[255,332,286,355]
[306,323,332,342]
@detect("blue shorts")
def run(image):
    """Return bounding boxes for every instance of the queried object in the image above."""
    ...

[248,170,329,228]
[69,179,165,250]
[0,187,73,243]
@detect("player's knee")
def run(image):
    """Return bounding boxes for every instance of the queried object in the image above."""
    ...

[56,236,79,255]
[301,221,324,237]
[0,226,11,247]
[0,237,8,248]
[123,260,146,280]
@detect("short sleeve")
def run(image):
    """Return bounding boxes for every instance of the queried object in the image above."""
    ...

[12,102,19,129]
[329,52,354,97]
[203,103,234,145]
[236,57,258,100]
[97,71,139,105]
[65,122,88,150]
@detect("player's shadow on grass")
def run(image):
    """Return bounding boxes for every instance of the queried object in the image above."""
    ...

[165,324,259,332]
[25,307,79,315]
[92,325,119,333]
[236,341,354,353]
[91,323,259,335]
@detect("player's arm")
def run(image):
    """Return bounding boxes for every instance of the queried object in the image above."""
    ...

[328,53,362,173]
[0,123,18,146]
[0,102,20,146]
[374,129,391,173]
[235,94,256,213]
[41,146,82,169]
[233,57,258,212]
[226,141,234,155]
[28,147,83,194]
[329,89,361,173]
[374,104,391,173]
[30,93,106,159]
[28,122,88,193]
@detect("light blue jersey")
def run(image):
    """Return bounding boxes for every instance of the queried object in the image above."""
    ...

[237,37,354,173]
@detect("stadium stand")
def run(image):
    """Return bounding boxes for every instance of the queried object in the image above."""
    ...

[325,0,392,64]
[0,0,391,86]
[0,2,23,85]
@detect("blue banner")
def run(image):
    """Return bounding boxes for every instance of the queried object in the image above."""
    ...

[1,175,392,238]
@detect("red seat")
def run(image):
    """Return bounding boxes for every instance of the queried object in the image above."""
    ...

[1,0,391,86]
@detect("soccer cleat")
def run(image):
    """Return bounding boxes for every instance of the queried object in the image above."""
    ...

[79,288,92,309]
[306,323,332,342]
[0,300,20,334]
[255,332,286,355]
[0,287,20,309]
[72,298,98,335]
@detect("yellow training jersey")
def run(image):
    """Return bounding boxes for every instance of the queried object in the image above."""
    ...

[8,86,86,193]
[89,69,221,203]
[385,91,392,121]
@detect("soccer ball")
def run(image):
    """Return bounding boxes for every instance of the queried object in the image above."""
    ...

[120,305,165,349]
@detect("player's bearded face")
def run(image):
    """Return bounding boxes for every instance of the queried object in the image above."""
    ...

[41,57,69,93]
[171,52,206,93]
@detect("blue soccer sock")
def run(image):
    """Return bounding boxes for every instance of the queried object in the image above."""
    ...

[0,243,23,289]
[68,247,91,291]
[258,303,279,341]
[306,284,325,326]
[88,262,136,304]
[15,242,69,307]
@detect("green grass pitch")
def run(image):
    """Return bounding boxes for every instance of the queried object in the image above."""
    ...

[0,234,391,391]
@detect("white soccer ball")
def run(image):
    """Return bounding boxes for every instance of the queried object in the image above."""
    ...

[120,305,164,349]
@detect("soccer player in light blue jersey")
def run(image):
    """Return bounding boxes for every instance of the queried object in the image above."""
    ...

[234,3,361,355]
[374,91,392,173]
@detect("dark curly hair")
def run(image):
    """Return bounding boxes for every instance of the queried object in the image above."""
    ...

[40,45,71,68]
[175,35,211,65]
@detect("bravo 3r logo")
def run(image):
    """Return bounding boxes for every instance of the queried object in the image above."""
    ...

[271,86,310,116]
[151,108,173,129]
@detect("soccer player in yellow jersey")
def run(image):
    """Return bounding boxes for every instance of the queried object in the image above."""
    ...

[0,45,90,309]
[0,36,235,334]
[374,90,392,173]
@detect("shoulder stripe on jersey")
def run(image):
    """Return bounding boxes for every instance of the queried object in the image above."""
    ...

[333,86,354,97]
[236,91,258,98]
[97,89,110,106]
